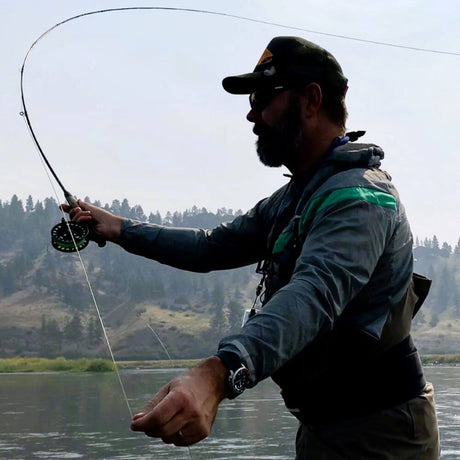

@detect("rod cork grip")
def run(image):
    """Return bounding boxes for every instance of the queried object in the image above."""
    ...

[64,191,78,208]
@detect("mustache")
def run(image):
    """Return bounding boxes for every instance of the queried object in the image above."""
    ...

[253,123,272,136]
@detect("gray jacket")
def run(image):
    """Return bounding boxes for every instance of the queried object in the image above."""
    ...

[119,140,414,391]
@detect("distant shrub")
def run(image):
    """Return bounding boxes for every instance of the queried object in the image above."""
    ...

[0,357,114,373]
[49,357,73,371]
[84,359,114,372]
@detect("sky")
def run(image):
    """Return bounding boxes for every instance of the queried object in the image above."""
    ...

[1,0,459,245]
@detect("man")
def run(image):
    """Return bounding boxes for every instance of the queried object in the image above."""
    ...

[66,37,439,458]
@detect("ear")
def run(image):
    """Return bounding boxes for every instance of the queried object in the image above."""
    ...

[300,83,322,118]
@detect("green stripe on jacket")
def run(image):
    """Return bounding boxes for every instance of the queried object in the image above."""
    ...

[272,187,397,255]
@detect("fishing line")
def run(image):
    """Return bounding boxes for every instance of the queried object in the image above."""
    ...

[20,107,134,417]
[147,324,172,361]
[146,323,194,458]
[19,6,460,58]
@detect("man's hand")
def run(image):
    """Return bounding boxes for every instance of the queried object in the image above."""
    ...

[130,356,229,446]
[60,199,123,243]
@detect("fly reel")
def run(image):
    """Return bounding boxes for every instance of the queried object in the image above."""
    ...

[51,219,90,252]
[51,218,107,252]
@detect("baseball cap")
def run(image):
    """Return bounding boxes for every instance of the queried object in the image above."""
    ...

[222,36,348,95]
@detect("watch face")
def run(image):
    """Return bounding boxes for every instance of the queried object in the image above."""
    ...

[230,366,250,396]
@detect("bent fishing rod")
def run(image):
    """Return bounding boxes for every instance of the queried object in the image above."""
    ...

[20,6,460,255]
[20,59,106,252]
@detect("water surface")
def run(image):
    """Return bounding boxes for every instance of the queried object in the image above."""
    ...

[0,366,458,458]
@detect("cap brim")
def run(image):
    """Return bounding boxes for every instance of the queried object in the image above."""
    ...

[222,71,277,94]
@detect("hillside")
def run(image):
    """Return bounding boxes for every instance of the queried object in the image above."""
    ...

[0,195,458,359]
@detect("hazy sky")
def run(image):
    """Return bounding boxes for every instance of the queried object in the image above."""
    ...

[1,1,459,245]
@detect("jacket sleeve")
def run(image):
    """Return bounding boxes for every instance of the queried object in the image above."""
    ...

[217,188,400,384]
[117,199,272,272]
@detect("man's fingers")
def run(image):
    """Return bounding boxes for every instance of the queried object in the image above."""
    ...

[143,383,171,412]
[163,426,208,447]
[131,388,182,434]
[59,200,93,223]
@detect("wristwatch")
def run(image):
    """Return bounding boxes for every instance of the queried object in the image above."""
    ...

[217,352,251,399]
[227,364,250,399]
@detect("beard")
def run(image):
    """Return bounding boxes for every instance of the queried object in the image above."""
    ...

[254,97,303,168]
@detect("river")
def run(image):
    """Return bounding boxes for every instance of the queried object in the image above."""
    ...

[0,366,458,459]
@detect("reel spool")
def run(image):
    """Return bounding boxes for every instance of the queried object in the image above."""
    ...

[51,219,90,252]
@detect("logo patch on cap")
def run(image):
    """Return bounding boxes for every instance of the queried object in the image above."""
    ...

[257,48,273,66]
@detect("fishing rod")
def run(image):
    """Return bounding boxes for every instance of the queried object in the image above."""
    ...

[19,68,106,252]
[20,6,459,253]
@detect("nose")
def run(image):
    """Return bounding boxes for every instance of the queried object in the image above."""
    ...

[246,108,261,123]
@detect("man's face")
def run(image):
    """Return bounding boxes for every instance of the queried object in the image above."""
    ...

[251,92,303,168]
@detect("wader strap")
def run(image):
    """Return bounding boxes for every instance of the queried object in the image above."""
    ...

[412,272,432,318]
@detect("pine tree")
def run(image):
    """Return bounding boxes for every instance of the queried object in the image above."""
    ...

[65,314,83,343]
[440,242,452,258]
[148,211,162,224]
[25,195,34,213]
[210,302,226,337]
[455,238,460,256]
[87,317,102,346]
[121,199,131,218]
[131,205,146,221]
[210,280,226,336]
[111,199,122,214]
[40,316,62,357]
[432,235,440,252]
[9,194,24,221]
[227,299,244,333]
[172,211,182,227]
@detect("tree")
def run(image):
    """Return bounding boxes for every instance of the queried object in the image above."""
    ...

[227,299,244,333]
[211,280,225,307]
[164,211,173,226]
[433,265,452,312]
[432,235,440,252]
[149,211,162,224]
[440,242,452,258]
[455,238,460,256]
[40,316,62,357]
[43,197,59,222]
[9,194,24,222]
[64,314,83,343]
[172,211,182,227]
[110,199,122,214]
[121,199,131,218]
[210,302,226,338]
[209,280,227,337]
[87,317,102,346]
[25,195,34,213]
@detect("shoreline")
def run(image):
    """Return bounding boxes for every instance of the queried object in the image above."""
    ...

[0,355,458,373]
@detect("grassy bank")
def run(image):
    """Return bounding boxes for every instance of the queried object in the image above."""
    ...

[0,357,200,373]
[117,359,201,369]
[421,354,460,365]
[0,357,114,373]
[1,354,458,373]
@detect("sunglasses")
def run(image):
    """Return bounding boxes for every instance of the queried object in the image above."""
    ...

[249,86,286,112]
